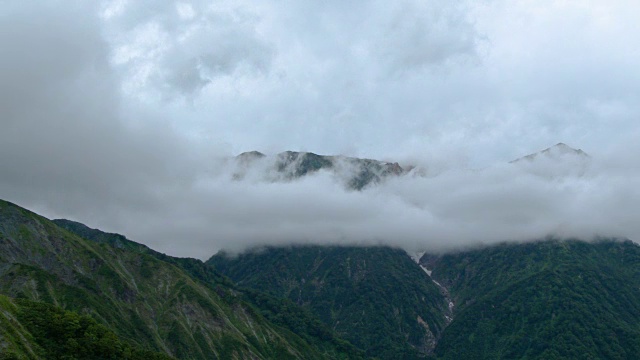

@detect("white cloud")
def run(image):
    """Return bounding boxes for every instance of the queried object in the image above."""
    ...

[99,148,640,258]
[104,0,273,98]
[1,0,639,258]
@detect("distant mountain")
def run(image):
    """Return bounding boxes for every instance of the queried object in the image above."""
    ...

[508,143,591,178]
[509,143,590,164]
[231,151,406,190]
[0,199,363,359]
[230,143,591,190]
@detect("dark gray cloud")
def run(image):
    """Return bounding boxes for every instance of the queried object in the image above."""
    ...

[1,1,639,258]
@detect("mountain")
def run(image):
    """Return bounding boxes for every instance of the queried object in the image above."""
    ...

[507,143,592,178]
[208,246,451,359]
[52,218,364,359]
[231,151,406,190]
[208,239,640,360]
[422,239,640,359]
[0,199,363,359]
[2,142,638,359]
[230,143,590,190]
[509,143,589,163]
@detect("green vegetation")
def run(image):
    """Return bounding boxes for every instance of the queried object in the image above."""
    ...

[209,246,449,359]
[19,297,172,359]
[6,197,640,359]
[0,199,362,359]
[241,289,365,359]
[54,218,363,359]
[0,294,172,360]
[210,240,640,359]
[276,151,335,178]
[271,151,403,189]
[429,239,640,359]
[0,294,40,360]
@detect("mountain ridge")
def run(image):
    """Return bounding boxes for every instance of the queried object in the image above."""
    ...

[209,238,640,359]
[230,143,592,191]
[231,150,406,190]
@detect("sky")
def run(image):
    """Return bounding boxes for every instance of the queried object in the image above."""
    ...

[1,0,639,258]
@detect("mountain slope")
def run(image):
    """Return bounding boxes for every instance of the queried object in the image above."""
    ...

[0,199,360,359]
[208,246,450,359]
[208,239,640,360]
[0,294,173,360]
[0,295,41,360]
[423,239,640,359]
[53,218,364,360]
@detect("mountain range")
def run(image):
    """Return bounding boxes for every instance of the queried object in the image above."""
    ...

[3,143,639,360]
[229,150,405,190]
[0,200,362,359]
[227,143,590,190]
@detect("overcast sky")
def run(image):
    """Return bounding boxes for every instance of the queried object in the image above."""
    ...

[1,1,639,258]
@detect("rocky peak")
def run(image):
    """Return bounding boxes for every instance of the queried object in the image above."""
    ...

[510,143,589,163]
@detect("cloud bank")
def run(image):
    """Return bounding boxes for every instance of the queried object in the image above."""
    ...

[1,1,639,258]
[101,148,640,257]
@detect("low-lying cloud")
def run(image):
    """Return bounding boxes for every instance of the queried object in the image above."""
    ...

[89,147,636,258]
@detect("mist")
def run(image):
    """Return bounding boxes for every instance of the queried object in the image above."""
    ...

[1,1,639,259]
[89,146,637,258]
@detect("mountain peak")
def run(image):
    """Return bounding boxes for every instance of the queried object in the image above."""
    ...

[510,143,589,163]
[230,151,407,190]
[544,142,587,154]
[236,150,266,159]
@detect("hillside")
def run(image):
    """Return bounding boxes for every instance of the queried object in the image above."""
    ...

[208,246,450,359]
[4,197,640,359]
[0,199,362,359]
[209,239,640,360]
[424,239,640,359]
[0,294,172,360]
[52,218,363,360]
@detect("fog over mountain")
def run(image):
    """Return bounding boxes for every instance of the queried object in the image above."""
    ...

[1,1,639,258]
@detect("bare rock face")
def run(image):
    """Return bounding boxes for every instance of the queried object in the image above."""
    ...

[0,199,359,360]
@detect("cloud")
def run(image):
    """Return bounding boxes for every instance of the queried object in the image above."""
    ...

[0,1,211,220]
[104,0,273,98]
[85,146,638,259]
[0,1,639,259]
[375,0,479,72]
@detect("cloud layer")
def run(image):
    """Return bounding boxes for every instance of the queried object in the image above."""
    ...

[1,1,639,258]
